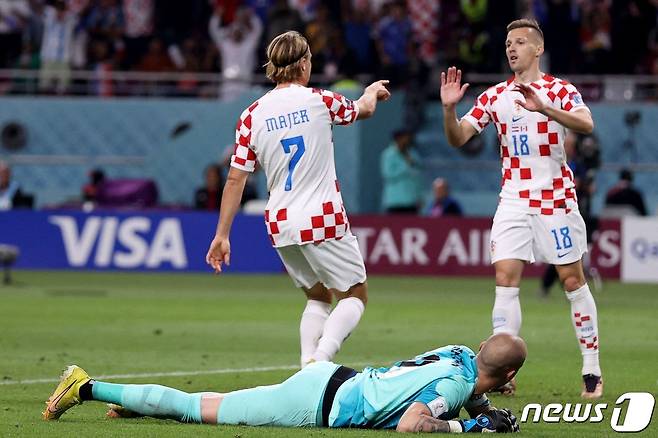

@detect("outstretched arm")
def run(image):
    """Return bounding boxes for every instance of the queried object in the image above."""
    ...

[514,83,594,134]
[396,402,520,433]
[396,402,454,433]
[441,66,477,147]
[205,167,249,273]
[356,80,391,120]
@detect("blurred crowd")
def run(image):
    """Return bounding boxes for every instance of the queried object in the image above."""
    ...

[0,0,657,96]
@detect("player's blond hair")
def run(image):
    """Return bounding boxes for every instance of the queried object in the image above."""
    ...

[506,18,544,41]
[264,31,310,83]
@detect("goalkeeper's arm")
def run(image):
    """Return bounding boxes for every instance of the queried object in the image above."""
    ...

[396,402,519,433]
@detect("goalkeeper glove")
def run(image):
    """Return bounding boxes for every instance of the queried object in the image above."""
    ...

[458,408,520,433]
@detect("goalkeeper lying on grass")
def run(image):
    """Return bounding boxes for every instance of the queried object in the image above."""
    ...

[43,333,524,433]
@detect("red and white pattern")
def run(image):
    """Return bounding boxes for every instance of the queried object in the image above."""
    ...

[574,312,598,350]
[462,74,588,215]
[299,202,349,244]
[231,100,259,172]
[264,208,287,245]
[230,84,358,247]
[312,88,359,125]
[408,0,439,63]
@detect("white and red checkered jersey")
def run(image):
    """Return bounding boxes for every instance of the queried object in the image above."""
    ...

[462,74,589,215]
[231,84,359,247]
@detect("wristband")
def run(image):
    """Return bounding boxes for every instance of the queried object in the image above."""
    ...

[447,420,463,433]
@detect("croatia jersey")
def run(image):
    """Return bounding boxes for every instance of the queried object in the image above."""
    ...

[230,84,359,247]
[329,345,490,429]
[462,74,589,215]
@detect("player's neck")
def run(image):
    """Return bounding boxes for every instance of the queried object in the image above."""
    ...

[275,80,307,89]
[514,68,542,85]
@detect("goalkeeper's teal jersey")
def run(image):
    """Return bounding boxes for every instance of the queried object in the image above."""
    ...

[329,345,480,429]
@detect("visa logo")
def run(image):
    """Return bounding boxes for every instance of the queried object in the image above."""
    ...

[48,216,188,269]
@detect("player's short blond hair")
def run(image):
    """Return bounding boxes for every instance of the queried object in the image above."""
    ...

[506,18,544,41]
[264,31,310,84]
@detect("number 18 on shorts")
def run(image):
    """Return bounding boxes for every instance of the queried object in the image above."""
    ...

[490,209,588,265]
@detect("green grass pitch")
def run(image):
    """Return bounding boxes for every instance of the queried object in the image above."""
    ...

[0,271,656,437]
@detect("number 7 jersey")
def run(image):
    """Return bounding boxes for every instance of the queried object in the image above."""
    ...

[462,74,589,215]
[230,84,359,247]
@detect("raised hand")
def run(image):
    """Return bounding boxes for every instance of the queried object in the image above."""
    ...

[513,83,546,112]
[366,80,391,101]
[205,235,231,274]
[440,66,469,107]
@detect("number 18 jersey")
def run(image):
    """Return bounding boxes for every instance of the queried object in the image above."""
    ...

[230,84,359,247]
[462,74,589,215]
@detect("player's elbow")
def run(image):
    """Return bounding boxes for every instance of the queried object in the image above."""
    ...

[583,118,594,134]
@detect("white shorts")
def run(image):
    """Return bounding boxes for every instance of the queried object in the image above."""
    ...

[490,207,588,265]
[276,233,367,292]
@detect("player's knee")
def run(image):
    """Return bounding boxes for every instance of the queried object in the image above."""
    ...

[304,283,332,303]
[495,271,519,287]
[336,282,368,306]
[562,275,585,292]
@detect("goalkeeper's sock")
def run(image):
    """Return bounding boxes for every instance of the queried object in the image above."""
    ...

[299,299,331,367]
[492,286,522,335]
[565,283,601,376]
[313,297,365,362]
[90,381,203,423]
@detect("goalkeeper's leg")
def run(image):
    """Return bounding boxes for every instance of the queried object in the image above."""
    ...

[84,380,209,423]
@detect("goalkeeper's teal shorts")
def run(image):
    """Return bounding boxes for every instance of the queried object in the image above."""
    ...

[217,361,340,427]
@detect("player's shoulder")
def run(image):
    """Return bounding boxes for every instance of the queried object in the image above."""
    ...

[237,97,262,121]
[542,73,571,85]
[478,77,515,100]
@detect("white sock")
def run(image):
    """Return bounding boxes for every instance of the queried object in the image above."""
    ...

[565,284,601,376]
[492,286,522,335]
[313,297,365,362]
[299,300,331,367]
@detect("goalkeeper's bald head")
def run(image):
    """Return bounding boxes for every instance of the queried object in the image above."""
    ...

[477,333,527,382]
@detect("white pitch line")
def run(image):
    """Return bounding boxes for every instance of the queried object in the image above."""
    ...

[0,362,375,386]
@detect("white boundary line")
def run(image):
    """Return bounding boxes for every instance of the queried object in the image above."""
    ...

[1,362,376,386]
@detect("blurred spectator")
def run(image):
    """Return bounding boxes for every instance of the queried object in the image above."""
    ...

[0,0,30,68]
[85,0,124,44]
[209,5,262,100]
[380,129,422,214]
[605,168,647,216]
[23,0,45,51]
[265,0,304,45]
[305,3,332,75]
[121,0,153,69]
[461,0,487,25]
[88,38,114,96]
[194,164,224,211]
[541,0,580,74]
[135,37,174,71]
[39,0,77,94]
[428,177,462,217]
[408,0,439,66]
[580,1,612,73]
[374,1,411,88]
[0,160,32,209]
[82,168,106,204]
[610,0,656,74]
[342,4,374,74]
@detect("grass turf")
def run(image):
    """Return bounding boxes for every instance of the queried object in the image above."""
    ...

[0,271,656,437]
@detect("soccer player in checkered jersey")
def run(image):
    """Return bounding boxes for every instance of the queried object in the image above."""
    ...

[206,31,391,368]
[440,19,603,398]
